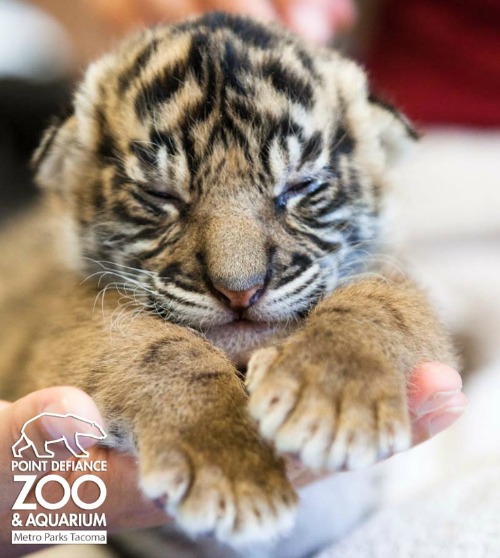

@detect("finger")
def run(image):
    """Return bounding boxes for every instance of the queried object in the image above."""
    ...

[288,362,467,490]
[0,400,11,412]
[20,445,171,531]
[325,0,358,30]
[9,444,171,533]
[274,0,356,44]
[2,390,170,531]
[276,0,333,44]
[408,362,467,444]
[86,0,147,34]
[140,0,201,24]
[2,387,104,496]
[88,0,201,32]
[0,387,170,531]
[202,0,278,22]
[408,362,463,415]
[412,391,468,445]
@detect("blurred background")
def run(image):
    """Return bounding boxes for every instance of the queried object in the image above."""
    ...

[1,1,499,557]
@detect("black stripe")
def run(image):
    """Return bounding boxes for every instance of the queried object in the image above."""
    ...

[291,251,313,268]
[170,278,205,294]
[198,12,276,49]
[263,59,314,108]
[139,242,168,260]
[221,39,250,95]
[230,98,258,125]
[261,130,274,176]
[129,189,165,217]
[160,265,207,294]
[159,262,181,280]
[329,125,355,162]
[157,288,212,310]
[31,117,65,171]
[95,109,121,163]
[275,267,306,289]
[299,214,339,230]
[149,130,178,156]
[261,117,304,177]
[219,113,250,154]
[296,181,331,207]
[315,187,350,216]
[368,93,419,140]
[139,230,182,259]
[180,126,199,183]
[276,116,304,139]
[325,219,353,234]
[130,141,156,167]
[118,38,160,93]
[295,47,319,79]
[186,33,206,84]
[111,200,157,226]
[135,61,187,120]
[90,180,105,210]
[124,226,160,242]
[299,132,323,167]
[265,243,277,286]
[190,50,218,124]
[299,230,342,252]
[276,270,320,300]
[275,253,312,288]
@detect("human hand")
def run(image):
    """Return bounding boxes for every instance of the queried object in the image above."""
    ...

[34,0,357,67]
[0,387,168,558]
[0,362,466,555]
[287,362,467,487]
[136,0,357,44]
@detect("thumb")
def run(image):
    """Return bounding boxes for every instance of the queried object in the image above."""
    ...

[1,387,105,498]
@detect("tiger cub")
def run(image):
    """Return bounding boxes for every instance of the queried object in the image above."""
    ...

[0,12,454,544]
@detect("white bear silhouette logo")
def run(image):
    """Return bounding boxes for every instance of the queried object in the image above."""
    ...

[12,413,107,459]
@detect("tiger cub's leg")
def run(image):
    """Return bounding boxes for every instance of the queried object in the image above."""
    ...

[131,331,297,543]
[247,274,455,471]
[27,314,296,543]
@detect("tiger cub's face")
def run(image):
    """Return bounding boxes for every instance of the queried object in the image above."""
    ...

[35,13,414,362]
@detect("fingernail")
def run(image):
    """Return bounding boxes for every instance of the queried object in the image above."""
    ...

[42,400,72,440]
[43,399,99,438]
[288,3,333,44]
[416,389,461,417]
[428,406,467,437]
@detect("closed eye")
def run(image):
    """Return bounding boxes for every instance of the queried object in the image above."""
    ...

[142,186,180,202]
[130,185,184,215]
[275,178,323,210]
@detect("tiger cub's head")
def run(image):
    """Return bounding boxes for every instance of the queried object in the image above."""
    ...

[34,12,415,361]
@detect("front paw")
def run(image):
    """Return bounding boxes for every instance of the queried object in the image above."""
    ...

[138,422,297,544]
[246,344,411,471]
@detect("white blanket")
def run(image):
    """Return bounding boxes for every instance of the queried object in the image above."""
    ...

[319,462,500,558]
[318,362,500,558]
[316,128,500,558]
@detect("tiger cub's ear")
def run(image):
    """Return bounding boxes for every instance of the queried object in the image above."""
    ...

[368,94,419,166]
[32,113,78,193]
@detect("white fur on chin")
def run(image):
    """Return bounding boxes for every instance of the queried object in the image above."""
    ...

[203,321,295,367]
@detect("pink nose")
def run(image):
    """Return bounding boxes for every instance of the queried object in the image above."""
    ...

[215,284,264,310]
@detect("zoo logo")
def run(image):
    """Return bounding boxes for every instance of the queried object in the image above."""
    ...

[12,413,106,459]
